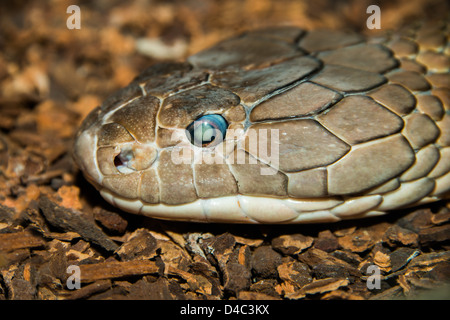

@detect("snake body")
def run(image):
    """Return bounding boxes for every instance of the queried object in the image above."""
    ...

[73,22,450,223]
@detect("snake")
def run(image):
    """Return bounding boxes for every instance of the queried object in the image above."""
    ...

[73,22,449,224]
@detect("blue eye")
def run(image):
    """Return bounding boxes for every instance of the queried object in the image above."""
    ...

[186,114,228,147]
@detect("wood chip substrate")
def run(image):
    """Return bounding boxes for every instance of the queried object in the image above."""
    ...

[0,0,449,300]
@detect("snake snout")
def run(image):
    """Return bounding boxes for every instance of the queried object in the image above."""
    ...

[73,127,102,185]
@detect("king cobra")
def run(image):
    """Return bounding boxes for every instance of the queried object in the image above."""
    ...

[73,22,449,223]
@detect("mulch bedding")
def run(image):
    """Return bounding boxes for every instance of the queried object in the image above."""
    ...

[0,0,449,300]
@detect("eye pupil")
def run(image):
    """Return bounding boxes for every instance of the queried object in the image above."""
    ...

[187,115,228,147]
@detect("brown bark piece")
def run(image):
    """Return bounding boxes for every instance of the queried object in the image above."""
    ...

[93,207,128,234]
[314,230,340,252]
[373,251,392,272]
[389,248,419,272]
[65,280,112,300]
[383,225,419,247]
[338,229,375,253]
[251,246,283,278]
[223,262,252,294]
[78,260,160,283]
[418,225,450,245]
[277,258,313,288]
[116,229,158,261]
[272,234,314,255]
[38,196,118,252]
[298,278,350,296]
[0,230,46,252]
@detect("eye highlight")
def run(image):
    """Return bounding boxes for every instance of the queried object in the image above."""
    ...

[186,114,228,147]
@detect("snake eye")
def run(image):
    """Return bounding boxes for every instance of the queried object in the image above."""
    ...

[186,114,228,147]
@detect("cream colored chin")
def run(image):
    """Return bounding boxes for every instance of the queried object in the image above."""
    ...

[98,189,396,224]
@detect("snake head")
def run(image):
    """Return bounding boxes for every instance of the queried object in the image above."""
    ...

[72,65,249,220]
[73,25,449,223]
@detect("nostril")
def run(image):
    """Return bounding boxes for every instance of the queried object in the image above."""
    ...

[114,154,124,168]
[114,148,136,174]
[111,143,157,173]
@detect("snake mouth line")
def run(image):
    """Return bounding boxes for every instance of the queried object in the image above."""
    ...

[97,185,433,224]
